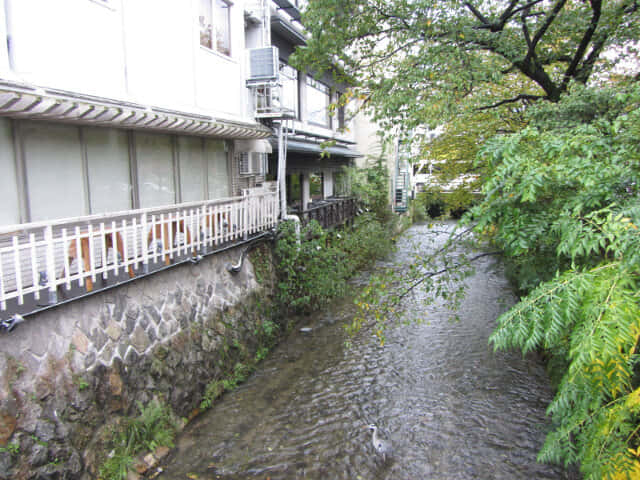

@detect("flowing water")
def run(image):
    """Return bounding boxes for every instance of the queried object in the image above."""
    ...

[157,222,578,480]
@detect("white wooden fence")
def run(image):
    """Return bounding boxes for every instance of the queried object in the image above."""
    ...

[0,186,278,319]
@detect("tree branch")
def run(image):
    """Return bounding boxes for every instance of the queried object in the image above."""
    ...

[476,94,545,110]
[528,0,568,57]
[395,251,503,302]
[561,0,602,89]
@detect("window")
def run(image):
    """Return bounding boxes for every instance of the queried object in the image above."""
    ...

[286,173,302,208]
[0,119,20,225]
[334,170,350,197]
[85,128,132,214]
[306,77,330,127]
[22,123,87,221]
[336,92,346,130]
[280,62,299,118]
[178,137,206,202]
[309,172,323,200]
[199,0,231,56]
[135,133,176,208]
[205,139,229,199]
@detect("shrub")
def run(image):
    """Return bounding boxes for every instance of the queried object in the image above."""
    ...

[274,214,394,314]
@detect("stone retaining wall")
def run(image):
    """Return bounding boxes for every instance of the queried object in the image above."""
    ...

[0,241,277,479]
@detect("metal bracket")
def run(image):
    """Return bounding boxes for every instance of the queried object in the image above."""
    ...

[1,314,24,333]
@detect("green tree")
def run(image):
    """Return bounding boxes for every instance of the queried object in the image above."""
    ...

[295,0,639,130]
[295,0,640,217]
[480,81,640,479]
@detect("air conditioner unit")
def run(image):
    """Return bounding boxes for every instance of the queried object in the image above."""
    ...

[239,152,267,175]
[248,47,279,83]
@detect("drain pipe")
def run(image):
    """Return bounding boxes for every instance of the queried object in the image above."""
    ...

[277,121,288,219]
[276,119,301,243]
[226,232,275,273]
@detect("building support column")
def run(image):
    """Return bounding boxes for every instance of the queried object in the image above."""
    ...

[301,172,310,211]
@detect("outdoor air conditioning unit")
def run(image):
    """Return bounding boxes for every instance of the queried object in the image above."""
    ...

[239,152,267,175]
[248,47,279,83]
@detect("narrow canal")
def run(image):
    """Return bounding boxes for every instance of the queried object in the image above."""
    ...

[157,222,578,479]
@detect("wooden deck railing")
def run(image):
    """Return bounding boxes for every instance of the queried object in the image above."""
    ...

[294,197,357,230]
[0,186,278,322]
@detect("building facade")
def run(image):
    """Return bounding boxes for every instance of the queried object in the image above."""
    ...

[0,0,300,325]
[0,0,363,326]
[250,0,361,222]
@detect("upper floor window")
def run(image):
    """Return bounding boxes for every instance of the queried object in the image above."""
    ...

[306,77,330,127]
[199,0,231,56]
[280,62,299,118]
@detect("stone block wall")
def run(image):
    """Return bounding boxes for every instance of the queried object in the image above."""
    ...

[0,241,277,479]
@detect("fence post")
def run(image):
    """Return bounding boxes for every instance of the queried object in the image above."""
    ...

[141,212,149,273]
[243,190,249,241]
[44,225,58,305]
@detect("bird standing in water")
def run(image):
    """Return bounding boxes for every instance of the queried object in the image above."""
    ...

[367,424,393,461]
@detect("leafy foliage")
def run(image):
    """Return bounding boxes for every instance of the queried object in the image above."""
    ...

[99,398,180,480]
[341,156,392,223]
[295,0,640,133]
[273,157,396,314]
[274,214,394,314]
[476,82,640,479]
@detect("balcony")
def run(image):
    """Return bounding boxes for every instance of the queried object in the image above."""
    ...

[0,186,278,326]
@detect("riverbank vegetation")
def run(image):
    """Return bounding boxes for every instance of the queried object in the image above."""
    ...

[480,81,640,480]
[294,1,640,478]
[98,399,180,480]
[275,160,397,315]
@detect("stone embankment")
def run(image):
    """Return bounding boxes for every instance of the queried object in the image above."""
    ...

[0,241,277,479]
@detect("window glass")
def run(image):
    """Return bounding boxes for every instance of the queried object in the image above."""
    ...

[309,172,323,200]
[205,139,229,199]
[286,173,302,208]
[136,133,175,208]
[178,137,205,202]
[0,118,20,225]
[199,0,231,56]
[280,62,299,118]
[22,122,86,221]
[85,127,132,214]
[334,170,349,196]
[306,77,330,127]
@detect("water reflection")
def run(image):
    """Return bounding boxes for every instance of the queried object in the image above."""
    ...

[157,222,578,479]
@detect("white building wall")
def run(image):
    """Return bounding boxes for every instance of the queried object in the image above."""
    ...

[353,110,396,204]
[123,0,195,109]
[353,110,388,167]
[0,0,11,73]
[2,0,252,122]
[5,0,127,98]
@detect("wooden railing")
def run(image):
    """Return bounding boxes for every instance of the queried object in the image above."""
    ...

[0,186,278,322]
[294,197,357,230]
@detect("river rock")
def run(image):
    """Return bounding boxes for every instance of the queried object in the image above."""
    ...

[0,412,16,445]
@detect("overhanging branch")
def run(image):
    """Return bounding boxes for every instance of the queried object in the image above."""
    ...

[476,94,545,110]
